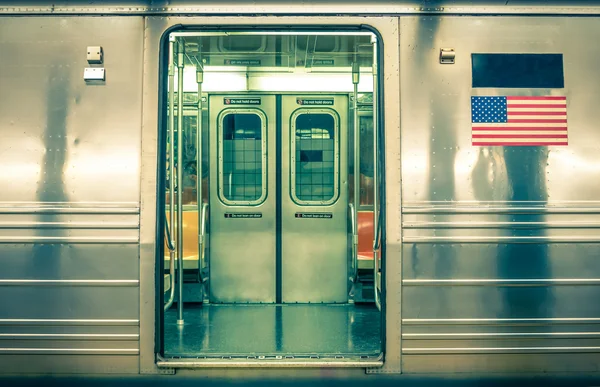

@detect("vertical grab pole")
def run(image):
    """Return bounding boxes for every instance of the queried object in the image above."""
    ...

[372,37,381,311]
[351,60,360,283]
[176,39,185,325]
[164,36,177,311]
[196,62,204,275]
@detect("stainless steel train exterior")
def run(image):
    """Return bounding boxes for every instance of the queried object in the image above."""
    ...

[1,0,600,378]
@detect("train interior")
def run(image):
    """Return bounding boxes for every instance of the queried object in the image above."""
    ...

[159,30,382,363]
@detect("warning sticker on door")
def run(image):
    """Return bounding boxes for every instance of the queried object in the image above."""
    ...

[224,98,261,105]
[225,213,263,219]
[296,98,334,106]
[224,59,261,66]
[295,213,333,219]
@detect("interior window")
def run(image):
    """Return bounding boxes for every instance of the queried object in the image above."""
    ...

[293,113,337,203]
[297,36,339,52]
[220,112,265,203]
[220,36,265,52]
[359,114,374,206]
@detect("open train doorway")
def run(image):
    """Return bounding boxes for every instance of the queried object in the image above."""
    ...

[158,29,383,366]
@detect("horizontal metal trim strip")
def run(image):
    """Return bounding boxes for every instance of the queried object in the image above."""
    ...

[403,236,600,243]
[403,332,600,340]
[403,206,600,215]
[0,348,139,355]
[1,6,600,16]
[403,279,600,286]
[0,333,139,341]
[0,319,139,326]
[0,280,139,287]
[403,221,600,229]
[0,236,139,244]
[0,204,139,215]
[403,318,600,326]
[0,222,139,230]
[403,347,600,354]
[157,358,383,368]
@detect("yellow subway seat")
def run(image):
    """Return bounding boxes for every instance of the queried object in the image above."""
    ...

[164,211,201,269]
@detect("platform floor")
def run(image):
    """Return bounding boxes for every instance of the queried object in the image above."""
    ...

[164,303,381,358]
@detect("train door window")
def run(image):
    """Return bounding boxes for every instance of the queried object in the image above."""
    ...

[359,112,374,207]
[219,35,266,52]
[291,111,339,204]
[167,112,198,205]
[218,111,266,204]
[297,36,339,52]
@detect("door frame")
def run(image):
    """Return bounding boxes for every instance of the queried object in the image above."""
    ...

[147,22,393,370]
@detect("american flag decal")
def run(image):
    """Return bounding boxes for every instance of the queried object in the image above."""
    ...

[471,96,568,146]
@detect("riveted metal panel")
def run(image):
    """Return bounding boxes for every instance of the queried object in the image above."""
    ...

[400,15,600,373]
[1,1,600,15]
[0,16,144,374]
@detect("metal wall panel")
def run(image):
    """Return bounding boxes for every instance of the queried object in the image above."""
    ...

[1,1,600,16]
[400,15,600,373]
[0,16,144,374]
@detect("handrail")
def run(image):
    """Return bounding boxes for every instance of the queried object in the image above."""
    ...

[351,60,360,284]
[196,57,204,288]
[164,36,177,313]
[349,203,358,282]
[176,38,185,326]
[163,219,176,311]
[198,203,208,284]
[372,39,381,311]
[373,214,382,251]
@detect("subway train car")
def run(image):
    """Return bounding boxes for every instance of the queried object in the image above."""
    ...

[1,0,600,381]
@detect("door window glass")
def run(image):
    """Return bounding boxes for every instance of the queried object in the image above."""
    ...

[219,112,266,204]
[292,112,338,204]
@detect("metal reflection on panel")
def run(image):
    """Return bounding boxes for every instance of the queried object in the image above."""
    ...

[400,15,600,373]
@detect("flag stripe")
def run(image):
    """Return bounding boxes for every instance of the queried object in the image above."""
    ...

[473,142,569,146]
[506,96,566,100]
[472,134,568,139]
[508,111,566,116]
[507,119,567,123]
[506,104,567,108]
[473,123,566,127]
[473,131,567,135]
[472,127,567,131]
[507,108,566,112]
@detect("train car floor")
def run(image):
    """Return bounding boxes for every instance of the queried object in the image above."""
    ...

[163,303,381,359]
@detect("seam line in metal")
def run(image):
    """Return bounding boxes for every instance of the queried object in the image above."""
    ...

[0,319,140,326]
[402,332,600,339]
[0,222,139,230]
[402,278,600,286]
[0,348,140,354]
[0,236,139,244]
[402,318,600,325]
[0,334,140,341]
[0,280,139,287]
[402,346,600,354]
[402,236,600,243]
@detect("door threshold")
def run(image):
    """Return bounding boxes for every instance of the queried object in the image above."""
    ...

[157,353,383,368]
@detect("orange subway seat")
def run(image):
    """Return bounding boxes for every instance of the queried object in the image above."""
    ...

[357,211,374,268]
